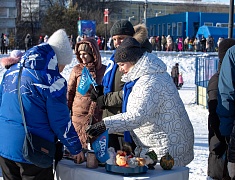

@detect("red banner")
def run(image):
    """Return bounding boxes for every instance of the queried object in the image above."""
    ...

[104,9,109,24]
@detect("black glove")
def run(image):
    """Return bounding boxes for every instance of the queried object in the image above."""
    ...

[213,141,227,159]
[96,95,105,109]
[86,121,106,138]
[90,85,104,102]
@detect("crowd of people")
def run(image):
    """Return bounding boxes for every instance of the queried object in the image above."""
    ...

[0,19,235,180]
[149,34,223,52]
[1,30,224,55]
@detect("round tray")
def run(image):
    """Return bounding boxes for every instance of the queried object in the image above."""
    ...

[105,164,148,176]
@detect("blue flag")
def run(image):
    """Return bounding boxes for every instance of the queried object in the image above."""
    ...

[77,67,98,96]
[92,130,110,163]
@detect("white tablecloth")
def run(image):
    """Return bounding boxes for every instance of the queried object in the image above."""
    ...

[55,159,189,180]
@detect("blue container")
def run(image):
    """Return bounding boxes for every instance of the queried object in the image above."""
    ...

[105,164,148,176]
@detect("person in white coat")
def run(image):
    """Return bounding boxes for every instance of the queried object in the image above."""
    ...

[88,37,194,167]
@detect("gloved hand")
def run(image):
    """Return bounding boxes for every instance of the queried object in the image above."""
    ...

[212,141,227,158]
[228,162,235,178]
[90,85,104,102]
[96,95,105,109]
[86,121,106,138]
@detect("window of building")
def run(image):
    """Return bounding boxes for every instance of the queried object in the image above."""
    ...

[158,24,161,35]
[0,8,8,18]
[8,8,16,18]
[177,22,182,36]
[153,24,156,36]
[162,23,165,35]
[167,23,171,35]
[172,23,176,36]
[216,23,230,27]
[204,22,213,26]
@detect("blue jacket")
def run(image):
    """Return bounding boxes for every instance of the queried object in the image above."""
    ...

[217,45,235,137]
[0,43,82,164]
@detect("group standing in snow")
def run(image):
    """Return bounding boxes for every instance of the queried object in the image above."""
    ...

[0,20,197,179]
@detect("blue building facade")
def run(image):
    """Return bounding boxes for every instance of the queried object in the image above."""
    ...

[146,12,234,43]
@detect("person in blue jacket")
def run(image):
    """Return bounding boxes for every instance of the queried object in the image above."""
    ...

[0,29,84,180]
[217,44,235,179]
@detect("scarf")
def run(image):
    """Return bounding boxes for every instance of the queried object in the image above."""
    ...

[102,51,118,95]
[122,78,139,143]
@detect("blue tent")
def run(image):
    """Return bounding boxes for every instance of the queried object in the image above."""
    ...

[196,25,235,43]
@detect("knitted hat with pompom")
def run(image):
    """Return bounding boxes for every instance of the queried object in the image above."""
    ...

[47,29,73,65]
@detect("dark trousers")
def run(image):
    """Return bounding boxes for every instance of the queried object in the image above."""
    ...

[172,77,178,87]
[0,46,3,54]
[0,156,53,180]
[3,46,7,54]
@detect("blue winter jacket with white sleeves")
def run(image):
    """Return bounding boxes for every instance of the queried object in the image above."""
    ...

[0,43,82,164]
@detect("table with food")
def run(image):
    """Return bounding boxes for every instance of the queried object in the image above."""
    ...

[55,147,189,180]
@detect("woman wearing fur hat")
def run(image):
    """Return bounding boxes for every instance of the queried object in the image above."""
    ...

[1,50,23,69]
[90,20,152,153]
[0,29,84,179]
[67,37,106,149]
[88,37,194,167]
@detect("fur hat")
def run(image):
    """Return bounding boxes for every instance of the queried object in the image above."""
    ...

[110,20,135,37]
[1,57,20,69]
[1,50,23,69]
[47,29,73,65]
[10,50,23,59]
[115,37,144,63]
[218,38,235,71]
[77,43,92,55]
[133,24,152,53]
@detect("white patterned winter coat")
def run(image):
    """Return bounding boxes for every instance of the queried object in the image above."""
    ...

[103,52,194,167]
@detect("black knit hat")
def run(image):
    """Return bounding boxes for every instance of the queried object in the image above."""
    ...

[218,38,235,71]
[115,37,144,63]
[110,20,135,37]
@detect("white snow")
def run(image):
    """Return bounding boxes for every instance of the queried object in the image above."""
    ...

[0,50,213,179]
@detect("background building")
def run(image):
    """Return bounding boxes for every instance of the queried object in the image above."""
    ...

[0,0,231,49]
[0,0,17,36]
[109,1,229,25]
[146,12,234,43]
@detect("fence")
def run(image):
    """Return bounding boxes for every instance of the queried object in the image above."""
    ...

[195,55,219,108]
[100,50,219,108]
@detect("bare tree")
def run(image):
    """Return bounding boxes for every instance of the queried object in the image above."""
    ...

[41,3,79,37]
[16,0,42,48]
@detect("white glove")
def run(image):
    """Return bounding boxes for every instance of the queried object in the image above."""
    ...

[228,162,235,178]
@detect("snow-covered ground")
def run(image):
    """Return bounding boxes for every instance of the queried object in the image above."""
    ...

[0,50,213,179]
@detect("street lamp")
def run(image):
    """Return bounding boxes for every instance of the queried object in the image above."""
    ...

[228,0,234,38]
[128,16,134,21]
[144,0,148,25]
